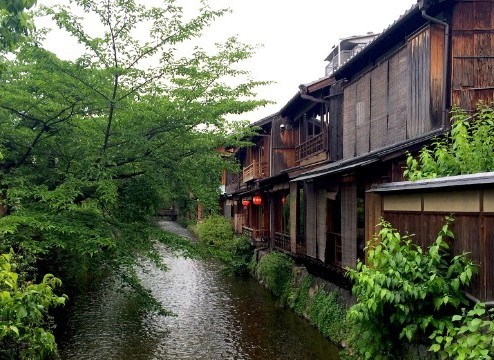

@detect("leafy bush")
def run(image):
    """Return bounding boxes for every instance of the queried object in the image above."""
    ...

[430,303,494,359]
[347,218,476,359]
[256,251,294,297]
[0,251,67,359]
[196,215,234,247]
[405,104,494,180]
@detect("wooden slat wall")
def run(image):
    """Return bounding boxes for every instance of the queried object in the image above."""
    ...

[343,82,357,159]
[305,182,317,258]
[408,27,432,138]
[341,181,357,267]
[451,0,494,109]
[272,115,296,176]
[342,24,445,160]
[328,92,344,161]
[356,73,371,156]
[370,61,389,151]
[387,47,408,145]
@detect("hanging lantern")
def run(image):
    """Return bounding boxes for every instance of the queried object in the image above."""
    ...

[252,195,262,206]
[281,195,286,205]
[242,199,250,207]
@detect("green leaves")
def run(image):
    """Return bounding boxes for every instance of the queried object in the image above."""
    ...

[405,104,494,180]
[347,218,476,359]
[0,249,66,359]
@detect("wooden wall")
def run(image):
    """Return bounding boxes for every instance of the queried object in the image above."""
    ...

[376,189,494,302]
[451,0,494,109]
[342,24,444,160]
[271,115,297,176]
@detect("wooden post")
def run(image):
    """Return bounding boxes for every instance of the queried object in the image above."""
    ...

[317,188,327,262]
[290,182,298,253]
[305,181,317,258]
[341,181,357,268]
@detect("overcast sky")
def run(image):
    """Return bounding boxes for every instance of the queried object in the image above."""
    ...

[40,0,417,122]
[207,0,417,121]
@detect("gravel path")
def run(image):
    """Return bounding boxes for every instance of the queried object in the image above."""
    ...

[156,219,196,241]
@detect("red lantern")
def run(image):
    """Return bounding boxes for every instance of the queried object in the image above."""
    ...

[281,195,286,205]
[253,195,262,206]
[242,199,250,207]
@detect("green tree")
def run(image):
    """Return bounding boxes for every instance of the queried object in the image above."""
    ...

[0,0,36,50]
[0,0,265,313]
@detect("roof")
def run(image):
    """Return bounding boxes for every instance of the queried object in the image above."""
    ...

[250,112,280,127]
[291,128,445,182]
[369,172,494,193]
[332,1,451,80]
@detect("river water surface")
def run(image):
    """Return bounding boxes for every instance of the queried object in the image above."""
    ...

[57,221,340,360]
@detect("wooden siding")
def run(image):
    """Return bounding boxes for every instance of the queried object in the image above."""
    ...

[377,189,494,302]
[356,73,371,156]
[341,181,357,267]
[408,27,432,137]
[271,116,297,176]
[342,25,444,160]
[343,82,357,158]
[451,0,494,109]
[328,83,344,161]
[370,62,389,150]
[387,47,408,145]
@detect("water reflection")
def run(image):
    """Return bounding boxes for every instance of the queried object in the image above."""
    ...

[57,246,340,360]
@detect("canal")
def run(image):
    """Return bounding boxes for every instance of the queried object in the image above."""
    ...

[56,221,340,360]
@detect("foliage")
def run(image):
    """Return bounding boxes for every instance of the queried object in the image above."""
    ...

[197,215,234,247]
[0,250,66,359]
[0,0,36,50]
[404,104,494,180]
[194,215,253,276]
[430,302,494,359]
[256,251,294,298]
[347,218,476,359]
[0,0,266,332]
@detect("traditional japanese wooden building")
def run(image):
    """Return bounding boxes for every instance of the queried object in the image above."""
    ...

[223,0,494,302]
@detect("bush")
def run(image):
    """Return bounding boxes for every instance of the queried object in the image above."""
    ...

[430,302,494,359]
[347,218,476,359]
[196,215,234,247]
[0,251,67,359]
[256,252,294,298]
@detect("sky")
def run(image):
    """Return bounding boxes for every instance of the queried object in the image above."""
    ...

[205,0,417,121]
[39,0,417,123]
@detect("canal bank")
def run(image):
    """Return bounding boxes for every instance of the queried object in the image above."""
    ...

[55,220,340,359]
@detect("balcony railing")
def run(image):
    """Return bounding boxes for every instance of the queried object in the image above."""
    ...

[243,226,269,242]
[242,161,268,183]
[296,133,327,162]
[274,232,290,252]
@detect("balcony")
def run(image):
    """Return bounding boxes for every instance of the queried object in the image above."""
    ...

[296,133,327,162]
[274,232,290,252]
[242,161,268,183]
[243,226,269,242]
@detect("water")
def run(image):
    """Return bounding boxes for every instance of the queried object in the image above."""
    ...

[56,225,340,360]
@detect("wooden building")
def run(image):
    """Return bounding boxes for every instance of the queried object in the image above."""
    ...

[223,0,494,301]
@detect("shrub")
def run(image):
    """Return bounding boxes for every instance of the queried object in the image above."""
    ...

[256,252,294,297]
[0,251,67,359]
[347,218,476,359]
[196,215,234,247]
[430,302,494,359]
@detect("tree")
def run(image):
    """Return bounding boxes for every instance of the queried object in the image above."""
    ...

[0,0,265,309]
[0,0,37,50]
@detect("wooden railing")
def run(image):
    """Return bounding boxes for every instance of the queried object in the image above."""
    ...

[274,232,290,252]
[296,133,326,162]
[242,226,269,242]
[242,161,268,183]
